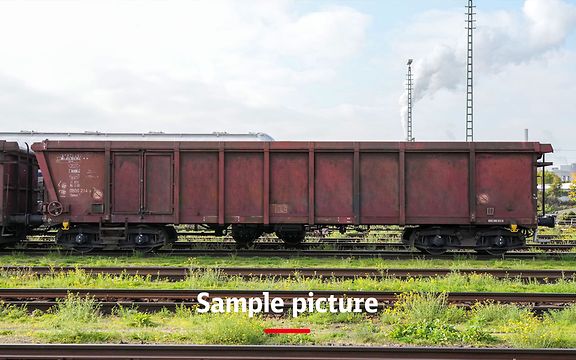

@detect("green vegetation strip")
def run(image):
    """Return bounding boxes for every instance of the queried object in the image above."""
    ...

[0,269,575,293]
[1,292,576,348]
[2,253,576,270]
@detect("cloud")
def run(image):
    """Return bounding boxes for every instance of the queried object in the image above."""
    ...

[0,74,107,131]
[0,0,369,133]
[398,0,576,133]
[262,6,369,62]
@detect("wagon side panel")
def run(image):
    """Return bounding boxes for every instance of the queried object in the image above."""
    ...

[144,153,173,215]
[112,153,140,214]
[405,152,469,224]
[43,151,106,219]
[475,153,536,226]
[314,152,354,224]
[359,152,399,223]
[224,152,264,223]
[269,152,308,223]
[179,152,219,224]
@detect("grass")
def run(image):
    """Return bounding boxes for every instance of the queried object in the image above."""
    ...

[0,269,575,294]
[115,306,158,328]
[51,294,101,327]
[2,252,576,271]
[381,293,576,347]
[380,292,466,325]
[1,293,576,347]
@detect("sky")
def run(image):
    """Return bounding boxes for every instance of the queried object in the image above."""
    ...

[0,0,574,164]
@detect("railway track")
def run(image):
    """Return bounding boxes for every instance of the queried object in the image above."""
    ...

[0,344,574,360]
[3,247,576,259]
[1,288,575,312]
[3,265,575,282]
[16,238,576,251]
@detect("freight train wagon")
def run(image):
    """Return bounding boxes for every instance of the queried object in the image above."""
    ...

[0,141,42,246]
[31,141,553,254]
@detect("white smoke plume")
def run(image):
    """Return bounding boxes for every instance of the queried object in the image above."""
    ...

[399,0,576,138]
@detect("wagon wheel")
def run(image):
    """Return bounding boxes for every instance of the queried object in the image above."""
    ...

[61,230,96,254]
[234,238,255,249]
[132,227,168,253]
[47,201,63,216]
[282,241,304,249]
[72,244,96,254]
[475,248,507,256]
[0,226,26,248]
[277,231,305,249]
[415,246,447,256]
[231,226,259,249]
[133,243,165,254]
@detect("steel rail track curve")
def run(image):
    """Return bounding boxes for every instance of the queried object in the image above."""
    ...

[0,344,574,359]
[3,266,576,282]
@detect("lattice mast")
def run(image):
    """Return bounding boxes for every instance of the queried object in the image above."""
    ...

[465,0,476,142]
[406,59,414,142]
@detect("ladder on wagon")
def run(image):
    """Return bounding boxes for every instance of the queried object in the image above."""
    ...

[98,220,128,248]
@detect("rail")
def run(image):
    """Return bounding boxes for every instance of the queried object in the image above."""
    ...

[0,344,573,359]
[2,266,575,282]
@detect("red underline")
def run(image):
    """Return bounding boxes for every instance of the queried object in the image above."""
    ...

[264,328,311,334]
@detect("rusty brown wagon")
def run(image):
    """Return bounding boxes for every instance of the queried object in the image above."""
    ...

[29,140,553,255]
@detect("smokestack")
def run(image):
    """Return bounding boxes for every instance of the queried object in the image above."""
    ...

[524,129,529,142]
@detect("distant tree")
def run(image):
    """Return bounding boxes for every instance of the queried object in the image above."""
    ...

[569,179,576,203]
[537,170,561,185]
[548,175,563,199]
[538,171,563,212]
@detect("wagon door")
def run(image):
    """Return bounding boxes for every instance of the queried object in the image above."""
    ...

[143,153,173,214]
[112,152,173,215]
[112,153,141,214]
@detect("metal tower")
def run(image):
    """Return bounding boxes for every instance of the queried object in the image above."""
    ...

[406,59,414,142]
[465,0,476,142]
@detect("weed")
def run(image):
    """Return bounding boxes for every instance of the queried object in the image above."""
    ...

[390,319,495,345]
[0,303,28,322]
[469,302,533,329]
[3,253,576,272]
[128,330,162,343]
[297,310,365,325]
[197,313,266,345]
[383,292,466,324]
[505,316,573,348]
[266,333,315,345]
[545,304,576,325]
[51,293,100,328]
[39,329,120,343]
[115,307,157,328]
[460,325,498,344]
[174,304,195,319]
